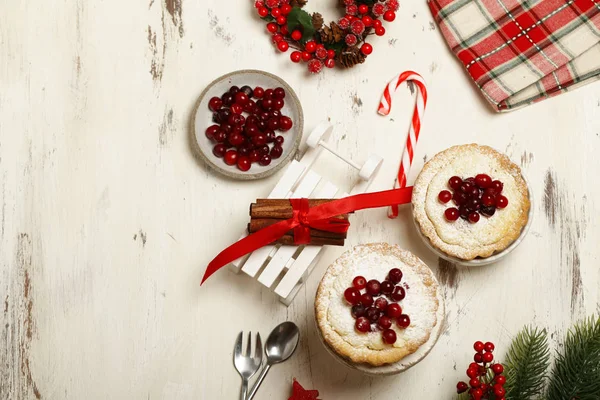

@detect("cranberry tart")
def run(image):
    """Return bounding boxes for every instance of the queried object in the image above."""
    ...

[315,243,440,367]
[412,144,530,260]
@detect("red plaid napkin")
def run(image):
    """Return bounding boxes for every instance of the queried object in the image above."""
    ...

[429,0,600,111]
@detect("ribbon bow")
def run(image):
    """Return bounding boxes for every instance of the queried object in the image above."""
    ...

[201,187,414,284]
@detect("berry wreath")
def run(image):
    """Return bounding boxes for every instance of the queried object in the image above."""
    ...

[254,0,400,74]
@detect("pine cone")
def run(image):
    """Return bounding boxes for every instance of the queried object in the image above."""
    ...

[312,13,324,31]
[289,0,307,7]
[337,46,366,68]
[319,22,345,44]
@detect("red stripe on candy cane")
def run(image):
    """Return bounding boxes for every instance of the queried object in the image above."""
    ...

[378,71,428,219]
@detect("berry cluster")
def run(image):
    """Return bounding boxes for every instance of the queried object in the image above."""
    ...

[343,268,410,345]
[439,174,509,224]
[254,0,399,73]
[456,341,506,400]
[206,85,293,171]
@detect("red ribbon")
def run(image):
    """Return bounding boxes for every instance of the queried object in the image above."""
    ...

[201,186,414,284]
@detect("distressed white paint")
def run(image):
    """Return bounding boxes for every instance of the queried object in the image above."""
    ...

[1,0,599,399]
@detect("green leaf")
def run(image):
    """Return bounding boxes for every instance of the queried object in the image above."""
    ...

[546,316,600,400]
[286,7,315,44]
[261,15,275,22]
[504,327,551,400]
[324,41,344,55]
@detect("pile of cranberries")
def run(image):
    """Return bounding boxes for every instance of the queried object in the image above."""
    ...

[439,174,509,224]
[205,85,293,171]
[456,341,506,400]
[343,268,410,345]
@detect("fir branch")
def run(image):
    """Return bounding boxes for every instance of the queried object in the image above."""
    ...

[545,316,600,400]
[504,327,550,400]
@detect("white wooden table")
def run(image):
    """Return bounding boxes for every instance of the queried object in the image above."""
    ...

[1,1,599,399]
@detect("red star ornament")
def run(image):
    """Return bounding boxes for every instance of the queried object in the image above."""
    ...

[288,379,320,400]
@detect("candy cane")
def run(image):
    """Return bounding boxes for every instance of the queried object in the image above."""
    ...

[378,71,428,219]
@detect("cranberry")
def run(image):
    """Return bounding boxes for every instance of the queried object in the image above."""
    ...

[483,352,494,363]
[374,297,388,311]
[353,276,367,289]
[228,132,244,146]
[243,100,257,114]
[275,135,284,145]
[229,85,240,95]
[491,180,504,192]
[208,97,223,111]
[492,364,503,374]
[496,195,508,208]
[265,130,276,143]
[252,134,267,146]
[457,382,469,394]
[351,304,366,318]
[258,145,270,155]
[380,280,394,295]
[249,150,261,162]
[453,191,468,206]
[378,316,392,330]
[224,150,238,166]
[366,280,381,296]
[215,109,231,123]
[484,342,495,352]
[438,190,452,203]
[270,110,282,119]
[279,116,293,131]
[273,99,285,110]
[240,85,253,97]
[221,93,235,106]
[212,144,226,158]
[259,154,272,166]
[237,156,251,171]
[468,212,480,223]
[258,112,270,122]
[205,125,220,140]
[482,194,496,206]
[261,99,273,111]
[481,206,496,217]
[474,353,483,363]
[355,317,371,333]
[388,268,403,283]
[267,118,280,131]
[460,182,473,193]
[264,89,274,99]
[238,145,251,156]
[391,286,406,301]
[468,186,481,198]
[382,329,397,344]
[344,287,361,305]
[253,86,265,98]
[360,293,374,307]
[445,207,460,221]
[365,307,381,323]
[449,176,462,190]
[385,303,402,318]
[231,104,243,115]
[213,130,226,143]
[274,87,286,99]
[475,174,492,188]
[459,206,470,219]
[234,92,248,106]
[270,146,283,159]
[245,124,259,137]
[473,341,485,353]
[466,197,481,210]
[397,314,410,329]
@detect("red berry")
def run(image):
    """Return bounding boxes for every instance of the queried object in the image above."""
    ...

[351,20,366,35]
[345,34,358,46]
[205,125,220,140]
[457,382,469,394]
[344,287,361,305]
[496,195,508,208]
[366,280,381,296]
[382,329,397,344]
[374,297,388,311]
[270,145,283,159]
[208,97,223,111]
[360,43,373,55]
[281,4,292,15]
[280,25,289,35]
[290,51,302,63]
[212,144,226,158]
[438,190,452,203]
[491,180,504,192]
[267,22,279,33]
[482,193,495,206]
[277,40,289,52]
[213,130,226,143]
[483,352,494,363]
[275,135,284,145]
[325,58,335,68]
[301,51,312,61]
[484,342,495,352]
[358,4,369,14]
[469,378,481,388]
[253,87,265,98]
[388,268,403,283]
[351,304,366,318]
[338,17,351,29]
[234,92,249,106]
[271,8,281,17]
[305,41,317,53]
[445,207,460,221]
[474,341,485,353]
[468,212,480,223]
[355,317,371,333]
[375,26,386,36]
[237,156,251,171]
[360,293,374,307]
[467,368,478,379]
[315,47,327,60]
[327,49,336,59]
[259,154,272,166]
[449,176,463,190]
[494,386,506,396]
[385,303,402,318]
[224,150,238,166]
[353,276,367,290]
[307,59,323,74]
[291,30,302,41]
[378,316,392,329]
[492,363,504,375]
[231,104,243,115]
[391,285,405,301]
[380,280,394,294]
[475,174,492,188]
[346,4,358,15]
[362,15,373,27]
[365,307,380,323]
[460,182,474,193]
[228,132,244,147]
[373,19,383,28]
[383,10,396,21]
[474,353,483,363]
[397,314,410,328]
[258,7,269,17]
[276,15,287,25]
[495,375,506,385]
[249,150,261,162]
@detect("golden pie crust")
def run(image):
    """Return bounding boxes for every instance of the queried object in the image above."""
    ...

[412,144,530,260]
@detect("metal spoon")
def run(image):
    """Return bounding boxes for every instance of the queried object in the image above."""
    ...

[247,322,300,400]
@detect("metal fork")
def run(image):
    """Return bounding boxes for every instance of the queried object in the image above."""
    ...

[233,332,262,400]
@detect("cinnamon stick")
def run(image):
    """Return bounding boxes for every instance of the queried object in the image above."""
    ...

[277,235,345,246]
[248,218,347,239]
[250,199,350,220]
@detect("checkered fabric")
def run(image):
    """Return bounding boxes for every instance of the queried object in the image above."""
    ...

[429,0,600,111]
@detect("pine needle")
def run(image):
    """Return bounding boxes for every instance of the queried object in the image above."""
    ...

[545,315,600,400]
[504,326,551,400]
